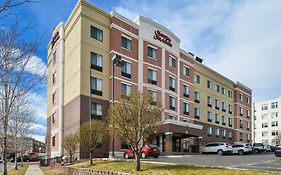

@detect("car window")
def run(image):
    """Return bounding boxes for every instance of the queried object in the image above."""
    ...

[148,144,158,148]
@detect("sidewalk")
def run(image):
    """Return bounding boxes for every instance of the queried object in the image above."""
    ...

[24,165,44,175]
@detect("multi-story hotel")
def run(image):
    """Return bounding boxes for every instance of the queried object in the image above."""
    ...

[46,0,252,158]
[253,97,280,145]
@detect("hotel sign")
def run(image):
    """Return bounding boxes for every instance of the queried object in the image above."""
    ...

[51,31,60,48]
[153,30,172,47]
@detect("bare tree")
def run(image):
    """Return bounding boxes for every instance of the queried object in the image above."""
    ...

[0,0,34,14]
[0,21,45,175]
[109,93,162,171]
[63,133,79,163]
[78,120,108,165]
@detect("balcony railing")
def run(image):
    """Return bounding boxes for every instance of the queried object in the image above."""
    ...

[208,104,212,108]
[91,89,102,96]
[169,86,175,92]
[122,72,131,79]
[91,64,102,72]
[183,94,189,98]
[148,79,157,85]
[170,106,175,111]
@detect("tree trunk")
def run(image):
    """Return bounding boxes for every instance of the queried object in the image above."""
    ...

[90,149,93,165]
[15,153,18,170]
[70,154,72,163]
[136,153,141,171]
[3,116,8,175]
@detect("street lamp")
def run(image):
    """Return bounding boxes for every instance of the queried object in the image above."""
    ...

[112,54,124,157]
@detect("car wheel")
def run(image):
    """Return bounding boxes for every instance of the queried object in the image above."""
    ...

[254,149,259,154]
[141,152,146,159]
[217,149,223,155]
[124,153,129,159]
[238,150,244,155]
[153,155,159,158]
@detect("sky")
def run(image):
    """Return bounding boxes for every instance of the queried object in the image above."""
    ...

[2,0,281,142]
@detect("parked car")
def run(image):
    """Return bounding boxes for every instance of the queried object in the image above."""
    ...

[274,145,281,157]
[123,144,160,159]
[11,156,30,163]
[202,142,233,155]
[232,143,252,155]
[252,143,266,153]
[265,145,274,152]
[0,158,3,163]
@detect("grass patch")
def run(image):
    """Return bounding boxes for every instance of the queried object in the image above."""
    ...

[5,165,28,175]
[40,166,69,175]
[73,160,280,175]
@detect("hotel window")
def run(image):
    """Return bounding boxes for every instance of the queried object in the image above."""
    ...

[215,114,220,124]
[183,85,189,98]
[247,122,250,130]
[262,123,268,128]
[216,84,220,92]
[195,107,200,119]
[149,90,157,105]
[215,99,219,110]
[272,130,279,136]
[207,80,212,89]
[207,111,212,122]
[91,103,102,120]
[121,36,132,51]
[228,90,232,98]
[195,74,200,84]
[169,56,176,68]
[52,72,56,85]
[207,96,212,107]
[247,109,250,118]
[272,121,278,127]
[262,131,268,137]
[52,112,56,124]
[52,136,55,146]
[215,128,220,137]
[169,96,176,111]
[148,69,157,85]
[91,77,102,96]
[229,131,232,139]
[121,83,131,98]
[272,112,278,118]
[121,61,131,79]
[239,106,243,116]
[254,124,256,129]
[247,134,250,142]
[247,96,250,104]
[53,51,56,65]
[183,102,189,115]
[194,91,200,103]
[207,127,212,136]
[261,104,268,110]
[223,130,227,138]
[91,52,103,72]
[240,133,243,141]
[228,117,233,127]
[271,102,278,109]
[262,114,267,119]
[240,120,243,129]
[222,116,226,125]
[228,104,232,114]
[90,26,103,41]
[183,66,189,76]
[52,92,56,104]
[148,46,157,59]
[222,101,226,112]
[239,93,243,101]
[221,87,226,95]
[169,77,176,92]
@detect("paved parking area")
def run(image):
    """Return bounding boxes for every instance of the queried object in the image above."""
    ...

[142,153,281,172]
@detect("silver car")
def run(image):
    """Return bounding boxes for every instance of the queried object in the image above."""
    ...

[202,142,233,155]
[232,143,252,155]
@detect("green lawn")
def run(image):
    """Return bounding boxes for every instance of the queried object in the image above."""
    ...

[40,166,69,175]
[73,160,280,175]
[3,165,28,175]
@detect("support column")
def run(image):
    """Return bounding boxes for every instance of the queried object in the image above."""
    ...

[165,132,173,155]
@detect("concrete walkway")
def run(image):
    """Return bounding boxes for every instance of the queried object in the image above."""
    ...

[24,165,44,175]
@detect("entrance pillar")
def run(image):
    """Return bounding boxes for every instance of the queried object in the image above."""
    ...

[165,132,173,155]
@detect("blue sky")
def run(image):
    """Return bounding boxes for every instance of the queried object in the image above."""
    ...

[3,0,281,142]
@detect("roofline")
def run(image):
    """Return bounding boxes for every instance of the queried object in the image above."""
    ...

[236,81,252,92]
[110,11,139,29]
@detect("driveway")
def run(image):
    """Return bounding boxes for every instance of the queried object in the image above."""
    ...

[142,153,281,172]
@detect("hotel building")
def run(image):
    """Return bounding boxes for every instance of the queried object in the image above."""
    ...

[253,97,281,145]
[46,0,252,158]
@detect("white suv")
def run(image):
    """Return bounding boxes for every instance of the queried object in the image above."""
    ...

[232,143,252,155]
[202,142,233,155]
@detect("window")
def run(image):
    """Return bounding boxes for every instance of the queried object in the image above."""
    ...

[169,96,176,111]
[169,56,176,68]
[262,123,268,128]
[121,83,131,97]
[239,106,243,116]
[195,108,200,119]
[221,87,226,95]
[207,127,212,136]
[148,46,157,58]
[207,96,212,107]
[90,52,103,72]
[240,133,243,141]
[52,92,56,104]
[229,131,232,139]
[149,90,157,105]
[169,115,177,120]
[271,102,278,109]
[229,118,233,127]
[52,136,55,146]
[215,99,219,109]
[148,69,157,85]
[247,110,250,118]
[207,80,212,89]
[215,114,220,124]
[223,130,227,138]
[183,102,189,115]
[247,134,250,142]
[239,93,243,101]
[195,91,200,103]
[91,103,102,120]
[262,131,268,137]
[121,36,132,50]
[272,130,279,136]
[91,77,103,96]
[272,121,278,127]
[228,104,232,114]
[183,85,189,98]
[262,114,267,119]
[52,72,56,85]
[240,120,243,129]
[183,66,189,76]
[215,128,220,137]
[216,84,220,92]
[90,26,103,41]
[121,61,131,78]
[228,90,232,98]
[53,51,56,65]
[195,74,200,84]
[247,97,250,104]
[261,104,268,111]
[272,112,278,118]
[222,101,226,112]
[169,77,176,92]
[52,112,56,124]
[207,111,212,122]
[247,122,250,130]
[222,116,226,125]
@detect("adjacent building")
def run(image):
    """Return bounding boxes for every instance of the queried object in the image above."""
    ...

[46,0,252,159]
[253,97,280,145]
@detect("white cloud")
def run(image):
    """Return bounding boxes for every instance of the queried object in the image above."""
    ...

[25,55,47,77]
[113,0,281,102]
[29,134,46,143]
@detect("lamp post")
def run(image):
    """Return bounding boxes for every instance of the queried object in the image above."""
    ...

[112,54,124,157]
